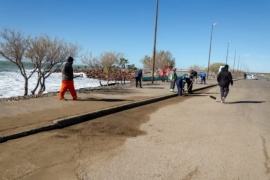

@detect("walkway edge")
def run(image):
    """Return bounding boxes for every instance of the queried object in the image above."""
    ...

[0,84,217,143]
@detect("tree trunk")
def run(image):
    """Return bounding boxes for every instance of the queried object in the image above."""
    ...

[31,74,42,95]
[24,78,28,96]
[99,79,102,86]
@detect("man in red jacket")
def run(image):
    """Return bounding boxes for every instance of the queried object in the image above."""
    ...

[59,56,79,100]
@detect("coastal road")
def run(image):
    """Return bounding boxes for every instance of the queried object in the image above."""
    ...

[0,79,270,179]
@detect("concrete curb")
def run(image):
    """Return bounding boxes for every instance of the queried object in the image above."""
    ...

[0,84,218,143]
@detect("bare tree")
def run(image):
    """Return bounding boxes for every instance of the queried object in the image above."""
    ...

[141,50,175,81]
[0,28,36,96]
[207,62,225,78]
[188,65,205,72]
[26,34,80,94]
[100,51,123,85]
[141,55,152,69]
[81,51,104,86]
[118,58,129,84]
[141,50,175,72]
[155,51,175,69]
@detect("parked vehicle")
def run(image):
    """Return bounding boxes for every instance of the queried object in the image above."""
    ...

[247,74,258,80]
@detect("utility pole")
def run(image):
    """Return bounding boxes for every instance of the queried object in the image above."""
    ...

[233,50,236,73]
[225,41,231,64]
[237,56,240,71]
[207,23,217,79]
[151,0,159,84]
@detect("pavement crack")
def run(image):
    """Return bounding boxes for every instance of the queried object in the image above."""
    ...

[261,135,270,174]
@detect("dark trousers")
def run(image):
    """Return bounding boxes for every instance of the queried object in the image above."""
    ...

[220,86,229,98]
[201,77,206,84]
[135,77,142,87]
[170,80,176,90]
[176,79,184,96]
[186,80,193,93]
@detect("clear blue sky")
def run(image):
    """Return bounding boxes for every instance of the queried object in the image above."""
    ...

[1,0,270,73]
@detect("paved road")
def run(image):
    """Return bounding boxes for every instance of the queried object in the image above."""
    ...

[1,79,270,179]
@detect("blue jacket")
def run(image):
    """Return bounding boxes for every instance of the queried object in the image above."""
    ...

[134,69,142,78]
[199,72,206,78]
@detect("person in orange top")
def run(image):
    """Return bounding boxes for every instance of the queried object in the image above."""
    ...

[59,56,79,100]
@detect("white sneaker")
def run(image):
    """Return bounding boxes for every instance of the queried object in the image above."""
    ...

[221,97,225,104]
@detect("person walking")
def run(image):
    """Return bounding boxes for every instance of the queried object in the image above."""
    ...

[169,67,177,92]
[59,56,79,100]
[217,64,233,103]
[134,69,143,88]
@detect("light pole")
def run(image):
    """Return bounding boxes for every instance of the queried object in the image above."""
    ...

[151,0,159,84]
[225,41,231,64]
[207,22,217,79]
[233,50,236,73]
[237,56,240,71]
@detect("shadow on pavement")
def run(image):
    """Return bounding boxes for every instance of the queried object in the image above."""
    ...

[142,87,165,89]
[227,101,265,104]
[78,98,132,102]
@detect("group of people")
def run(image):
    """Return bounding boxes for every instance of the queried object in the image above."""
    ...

[168,68,195,96]
[168,68,207,96]
[168,65,233,103]
[59,57,233,104]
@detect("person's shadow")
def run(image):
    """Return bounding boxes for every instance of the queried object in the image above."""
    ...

[226,101,265,104]
[75,98,132,102]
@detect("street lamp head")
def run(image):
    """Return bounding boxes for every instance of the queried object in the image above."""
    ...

[213,22,217,26]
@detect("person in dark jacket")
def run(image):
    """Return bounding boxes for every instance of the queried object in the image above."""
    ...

[192,70,198,84]
[58,56,78,100]
[217,64,233,103]
[244,72,247,80]
[134,69,143,88]
[186,69,194,93]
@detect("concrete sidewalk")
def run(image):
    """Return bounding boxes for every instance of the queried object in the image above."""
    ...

[0,79,218,143]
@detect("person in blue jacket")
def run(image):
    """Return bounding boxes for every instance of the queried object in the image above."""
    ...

[176,76,186,96]
[199,72,207,84]
[134,69,143,88]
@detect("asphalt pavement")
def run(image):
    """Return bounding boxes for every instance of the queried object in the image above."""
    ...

[0,79,217,143]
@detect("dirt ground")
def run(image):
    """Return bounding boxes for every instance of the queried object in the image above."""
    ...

[1,79,270,180]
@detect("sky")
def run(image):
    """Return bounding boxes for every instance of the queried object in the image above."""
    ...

[1,0,270,73]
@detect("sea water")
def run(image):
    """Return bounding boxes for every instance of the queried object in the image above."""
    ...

[0,61,112,98]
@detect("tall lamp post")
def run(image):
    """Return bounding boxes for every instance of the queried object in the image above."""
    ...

[233,50,236,73]
[225,41,231,64]
[151,0,159,84]
[207,22,217,79]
